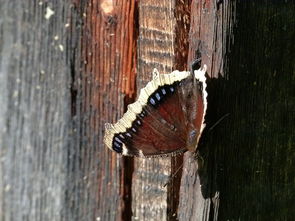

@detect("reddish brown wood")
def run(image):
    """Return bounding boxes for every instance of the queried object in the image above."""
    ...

[81,0,234,220]
[80,0,235,220]
[81,0,136,220]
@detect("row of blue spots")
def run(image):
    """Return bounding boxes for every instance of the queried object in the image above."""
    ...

[112,81,183,153]
[112,115,144,153]
[148,84,176,107]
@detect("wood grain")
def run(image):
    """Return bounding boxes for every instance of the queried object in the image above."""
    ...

[178,1,236,220]
[133,1,176,219]
[217,2,295,219]
[2,0,294,220]
[80,0,136,220]
[0,0,137,220]
[133,0,191,220]
[0,1,78,220]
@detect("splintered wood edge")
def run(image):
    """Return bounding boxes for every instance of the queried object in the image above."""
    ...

[104,65,207,156]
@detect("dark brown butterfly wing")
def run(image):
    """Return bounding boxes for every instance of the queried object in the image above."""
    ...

[104,67,207,157]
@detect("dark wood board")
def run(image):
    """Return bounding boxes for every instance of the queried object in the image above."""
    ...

[216,1,295,220]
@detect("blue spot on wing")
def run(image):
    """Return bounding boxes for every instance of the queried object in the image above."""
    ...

[149,97,156,105]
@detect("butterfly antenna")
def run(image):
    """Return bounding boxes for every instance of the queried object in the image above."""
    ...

[209,113,230,131]
[162,161,184,188]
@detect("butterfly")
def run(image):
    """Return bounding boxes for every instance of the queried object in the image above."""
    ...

[104,65,207,157]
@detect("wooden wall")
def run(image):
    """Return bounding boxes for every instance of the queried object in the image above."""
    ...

[0,0,294,221]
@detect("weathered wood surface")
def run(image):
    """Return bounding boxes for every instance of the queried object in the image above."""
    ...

[178,1,236,220]
[1,0,294,221]
[0,0,134,220]
[0,1,78,220]
[81,0,136,220]
[132,0,191,220]
[134,0,172,219]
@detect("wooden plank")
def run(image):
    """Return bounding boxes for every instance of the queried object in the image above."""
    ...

[180,0,295,220]
[78,0,137,220]
[0,0,137,220]
[178,0,236,220]
[216,1,295,219]
[133,0,191,220]
[0,1,77,220]
[3,0,293,220]
[133,1,176,219]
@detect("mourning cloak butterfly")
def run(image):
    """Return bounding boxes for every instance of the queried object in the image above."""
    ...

[104,65,207,157]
